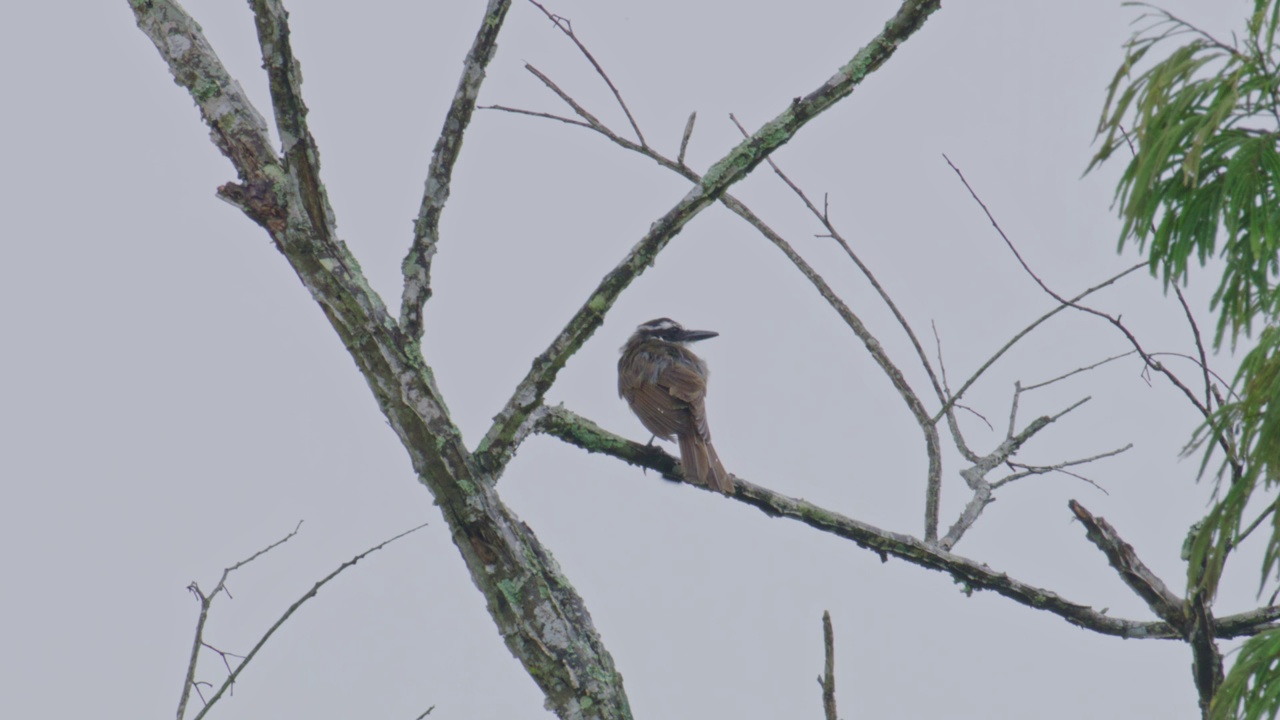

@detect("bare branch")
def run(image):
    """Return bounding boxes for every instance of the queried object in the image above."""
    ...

[188,524,429,720]
[176,522,301,720]
[993,443,1131,490]
[481,103,594,128]
[939,391,1097,551]
[401,0,514,342]
[1071,500,1188,627]
[1021,352,1138,392]
[475,0,946,477]
[729,113,947,540]
[537,405,1206,640]
[248,0,337,245]
[937,263,1146,422]
[133,3,634,714]
[942,154,1227,431]
[1173,286,1215,413]
[526,0,647,146]
[678,111,697,166]
[933,322,984,462]
[819,611,838,720]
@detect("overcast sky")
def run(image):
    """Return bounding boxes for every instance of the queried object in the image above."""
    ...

[0,1,1259,718]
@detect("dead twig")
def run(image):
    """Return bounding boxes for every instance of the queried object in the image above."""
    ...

[819,611,838,720]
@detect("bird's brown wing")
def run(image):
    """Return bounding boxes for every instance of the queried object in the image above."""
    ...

[658,360,712,442]
[619,351,689,439]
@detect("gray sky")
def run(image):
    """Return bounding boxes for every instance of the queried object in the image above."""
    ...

[0,1,1257,718]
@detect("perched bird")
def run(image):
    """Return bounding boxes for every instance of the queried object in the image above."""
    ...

[618,318,732,494]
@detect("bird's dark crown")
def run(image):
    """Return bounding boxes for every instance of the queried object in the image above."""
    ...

[633,318,718,344]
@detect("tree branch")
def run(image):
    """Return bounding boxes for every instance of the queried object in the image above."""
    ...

[401,0,513,342]
[939,391,1099,551]
[526,0,646,146]
[185,524,427,720]
[132,3,631,716]
[473,0,945,478]
[537,406,1190,640]
[729,113,946,542]
[819,611,838,720]
[1069,500,1186,627]
[177,522,302,720]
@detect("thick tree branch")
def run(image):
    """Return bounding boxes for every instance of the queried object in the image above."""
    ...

[131,3,629,717]
[1069,500,1186,627]
[1070,500,1223,716]
[473,0,945,478]
[401,0,513,342]
[537,406,1193,640]
[250,0,333,246]
[538,406,1280,641]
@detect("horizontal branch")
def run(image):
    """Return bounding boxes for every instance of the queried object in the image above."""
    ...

[538,407,1174,639]
[537,406,1280,641]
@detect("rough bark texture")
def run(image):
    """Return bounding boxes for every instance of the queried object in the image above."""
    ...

[473,0,946,479]
[130,2,628,717]
[538,406,1280,643]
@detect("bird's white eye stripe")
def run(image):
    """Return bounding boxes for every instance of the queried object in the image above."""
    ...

[638,318,680,332]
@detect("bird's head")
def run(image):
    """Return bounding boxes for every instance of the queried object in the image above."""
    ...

[631,317,719,344]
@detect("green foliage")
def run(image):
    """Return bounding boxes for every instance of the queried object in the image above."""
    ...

[1094,3,1280,718]
[1212,628,1280,720]
[1091,1,1280,346]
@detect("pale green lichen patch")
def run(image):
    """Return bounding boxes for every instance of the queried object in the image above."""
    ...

[498,577,526,608]
[587,293,609,313]
[192,78,219,103]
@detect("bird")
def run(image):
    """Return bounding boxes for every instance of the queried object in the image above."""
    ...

[618,317,732,494]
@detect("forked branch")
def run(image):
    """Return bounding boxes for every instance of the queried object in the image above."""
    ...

[535,406,1280,641]
[473,0,945,478]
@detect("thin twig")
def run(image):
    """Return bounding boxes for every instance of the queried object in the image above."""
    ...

[944,153,1215,419]
[993,445,1132,490]
[481,104,593,128]
[729,112,945,541]
[936,263,1146,422]
[819,611,838,720]
[678,111,697,166]
[188,523,429,720]
[933,321,984,461]
[939,394,1097,551]
[1173,285,1214,413]
[1022,351,1138,392]
[1234,497,1280,549]
[177,521,303,720]
[527,0,647,146]
[734,114,946,408]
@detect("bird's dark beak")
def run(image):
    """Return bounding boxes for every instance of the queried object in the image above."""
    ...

[678,329,718,342]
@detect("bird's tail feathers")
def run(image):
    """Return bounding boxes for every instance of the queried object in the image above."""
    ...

[679,435,732,495]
